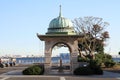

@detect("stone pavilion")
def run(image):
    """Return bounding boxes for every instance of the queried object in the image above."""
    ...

[37,6,80,74]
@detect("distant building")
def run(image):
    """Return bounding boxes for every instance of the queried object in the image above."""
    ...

[60,53,70,59]
[0,57,16,63]
[60,53,70,63]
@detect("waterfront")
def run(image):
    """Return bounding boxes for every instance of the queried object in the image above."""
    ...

[9,57,120,65]
[16,57,70,64]
[113,58,120,63]
[1,55,120,65]
[16,53,70,64]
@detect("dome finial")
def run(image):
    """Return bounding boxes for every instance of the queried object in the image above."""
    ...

[59,5,62,17]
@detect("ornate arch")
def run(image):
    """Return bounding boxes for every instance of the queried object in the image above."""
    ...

[37,34,80,74]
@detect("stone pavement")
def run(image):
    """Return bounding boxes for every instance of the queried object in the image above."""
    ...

[0,70,120,80]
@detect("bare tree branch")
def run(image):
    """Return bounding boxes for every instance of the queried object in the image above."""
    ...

[73,16,110,59]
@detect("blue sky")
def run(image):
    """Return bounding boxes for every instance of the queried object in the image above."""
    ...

[0,0,120,56]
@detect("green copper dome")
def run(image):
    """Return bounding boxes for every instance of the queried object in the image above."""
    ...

[46,6,76,35]
[49,16,73,28]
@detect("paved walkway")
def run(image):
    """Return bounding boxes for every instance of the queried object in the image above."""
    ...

[0,70,120,80]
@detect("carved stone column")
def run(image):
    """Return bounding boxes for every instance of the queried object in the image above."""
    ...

[44,41,52,74]
[70,40,79,74]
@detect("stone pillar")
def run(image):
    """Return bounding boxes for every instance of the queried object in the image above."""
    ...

[70,40,79,74]
[71,53,79,74]
[44,53,51,74]
[44,41,52,74]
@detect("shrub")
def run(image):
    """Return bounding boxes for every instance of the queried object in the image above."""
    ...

[74,66,93,75]
[89,60,103,75]
[95,53,115,67]
[22,65,44,75]
[74,60,103,75]
[78,56,89,62]
[104,60,115,68]
[91,66,103,75]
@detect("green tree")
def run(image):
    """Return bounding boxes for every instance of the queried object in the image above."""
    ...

[95,53,115,67]
[73,16,109,59]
